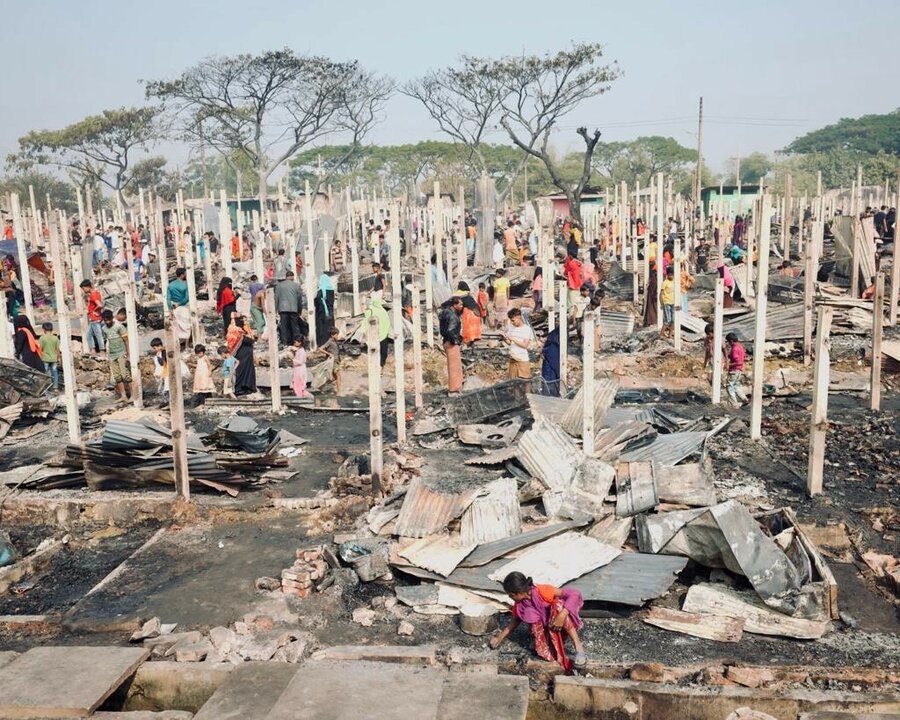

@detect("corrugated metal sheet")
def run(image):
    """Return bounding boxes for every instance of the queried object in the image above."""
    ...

[615,461,659,517]
[517,418,580,491]
[598,311,634,338]
[397,534,476,577]
[394,477,483,538]
[488,532,622,586]
[593,422,657,462]
[464,446,520,466]
[459,520,587,568]
[604,407,656,427]
[526,393,570,424]
[560,378,618,437]
[0,357,52,397]
[565,552,688,605]
[460,478,521,546]
[448,379,530,425]
[619,431,708,465]
[457,417,522,447]
[656,462,717,506]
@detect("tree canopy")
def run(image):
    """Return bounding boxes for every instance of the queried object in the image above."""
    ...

[146,49,392,206]
[8,106,161,206]
[784,109,900,156]
[0,170,78,214]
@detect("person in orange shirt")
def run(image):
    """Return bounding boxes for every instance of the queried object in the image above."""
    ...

[503,221,521,265]
[231,231,240,261]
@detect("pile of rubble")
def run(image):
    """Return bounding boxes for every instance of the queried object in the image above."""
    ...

[0,358,54,438]
[12,414,301,495]
[276,377,843,646]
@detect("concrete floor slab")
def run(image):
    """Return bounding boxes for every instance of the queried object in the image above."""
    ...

[266,660,530,720]
[267,660,445,720]
[0,645,149,718]
[193,662,299,720]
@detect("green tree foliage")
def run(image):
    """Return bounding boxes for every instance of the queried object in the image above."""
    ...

[784,109,900,155]
[592,136,698,190]
[722,151,771,185]
[8,107,161,206]
[0,170,78,213]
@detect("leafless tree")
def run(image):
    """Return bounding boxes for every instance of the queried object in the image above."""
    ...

[146,49,393,208]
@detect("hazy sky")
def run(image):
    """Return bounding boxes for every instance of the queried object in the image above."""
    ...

[3,0,898,178]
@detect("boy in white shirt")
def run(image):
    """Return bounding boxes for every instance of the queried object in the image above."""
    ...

[503,308,535,380]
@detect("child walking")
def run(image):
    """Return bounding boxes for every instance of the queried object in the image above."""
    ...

[291,336,313,398]
[192,344,216,399]
[39,322,60,391]
[490,571,587,672]
[218,345,238,399]
[725,332,749,407]
[150,337,169,406]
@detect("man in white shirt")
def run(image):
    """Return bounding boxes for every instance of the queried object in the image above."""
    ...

[503,308,535,380]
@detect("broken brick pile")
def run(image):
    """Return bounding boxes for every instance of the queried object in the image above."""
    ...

[281,546,330,598]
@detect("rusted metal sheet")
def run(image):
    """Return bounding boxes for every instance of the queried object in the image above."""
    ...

[517,418,580,491]
[560,378,618,437]
[397,534,476,577]
[459,520,587,568]
[394,477,483,538]
[488,532,621,587]
[597,311,634,338]
[564,552,688,606]
[619,431,708,465]
[460,478,521,546]
[615,462,659,517]
[447,379,530,425]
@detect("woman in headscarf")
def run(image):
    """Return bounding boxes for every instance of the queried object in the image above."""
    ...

[643,259,659,328]
[226,315,257,395]
[13,315,45,372]
[454,282,482,346]
[215,277,238,335]
[540,328,561,397]
[314,273,336,346]
[717,263,742,308]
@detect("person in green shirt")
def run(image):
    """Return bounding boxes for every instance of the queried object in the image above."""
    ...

[39,322,60,390]
[101,309,131,403]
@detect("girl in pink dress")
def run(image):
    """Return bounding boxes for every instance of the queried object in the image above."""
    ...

[291,337,312,398]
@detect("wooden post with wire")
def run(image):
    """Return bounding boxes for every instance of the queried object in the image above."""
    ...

[582,309,595,455]
[711,279,724,405]
[166,311,190,501]
[558,279,568,394]
[870,272,884,411]
[267,287,283,412]
[807,306,833,496]
[411,282,424,409]
[366,317,384,492]
[390,208,406,444]
[750,197,771,440]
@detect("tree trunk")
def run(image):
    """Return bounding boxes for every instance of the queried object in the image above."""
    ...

[258,167,269,220]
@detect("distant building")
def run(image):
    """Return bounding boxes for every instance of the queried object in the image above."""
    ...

[702,184,762,217]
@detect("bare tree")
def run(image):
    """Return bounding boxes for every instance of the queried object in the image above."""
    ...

[403,57,527,202]
[496,43,620,223]
[146,49,392,208]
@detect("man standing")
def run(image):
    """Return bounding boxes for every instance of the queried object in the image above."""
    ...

[101,308,131,404]
[439,296,464,395]
[274,248,287,281]
[503,308,535,380]
[275,270,302,346]
[80,279,105,356]
[167,267,191,348]
[330,239,344,273]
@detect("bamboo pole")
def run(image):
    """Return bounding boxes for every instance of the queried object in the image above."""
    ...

[582,309,595,455]
[711,279,724,404]
[165,311,190,501]
[122,223,144,409]
[366,317,383,492]
[411,282,424,409]
[807,306,833,496]
[558,279,567,394]
[9,194,35,325]
[267,287,283,412]
[870,272,884,411]
[390,206,406,444]
[750,198,771,440]
[48,215,81,442]
[891,170,900,326]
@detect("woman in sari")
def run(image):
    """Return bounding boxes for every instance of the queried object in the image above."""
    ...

[643,259,659,327]
[717,263,742,308]
[215,277,238,335]
[490,571,586,673]
[226,315,257,396]
[13,315,45,372]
